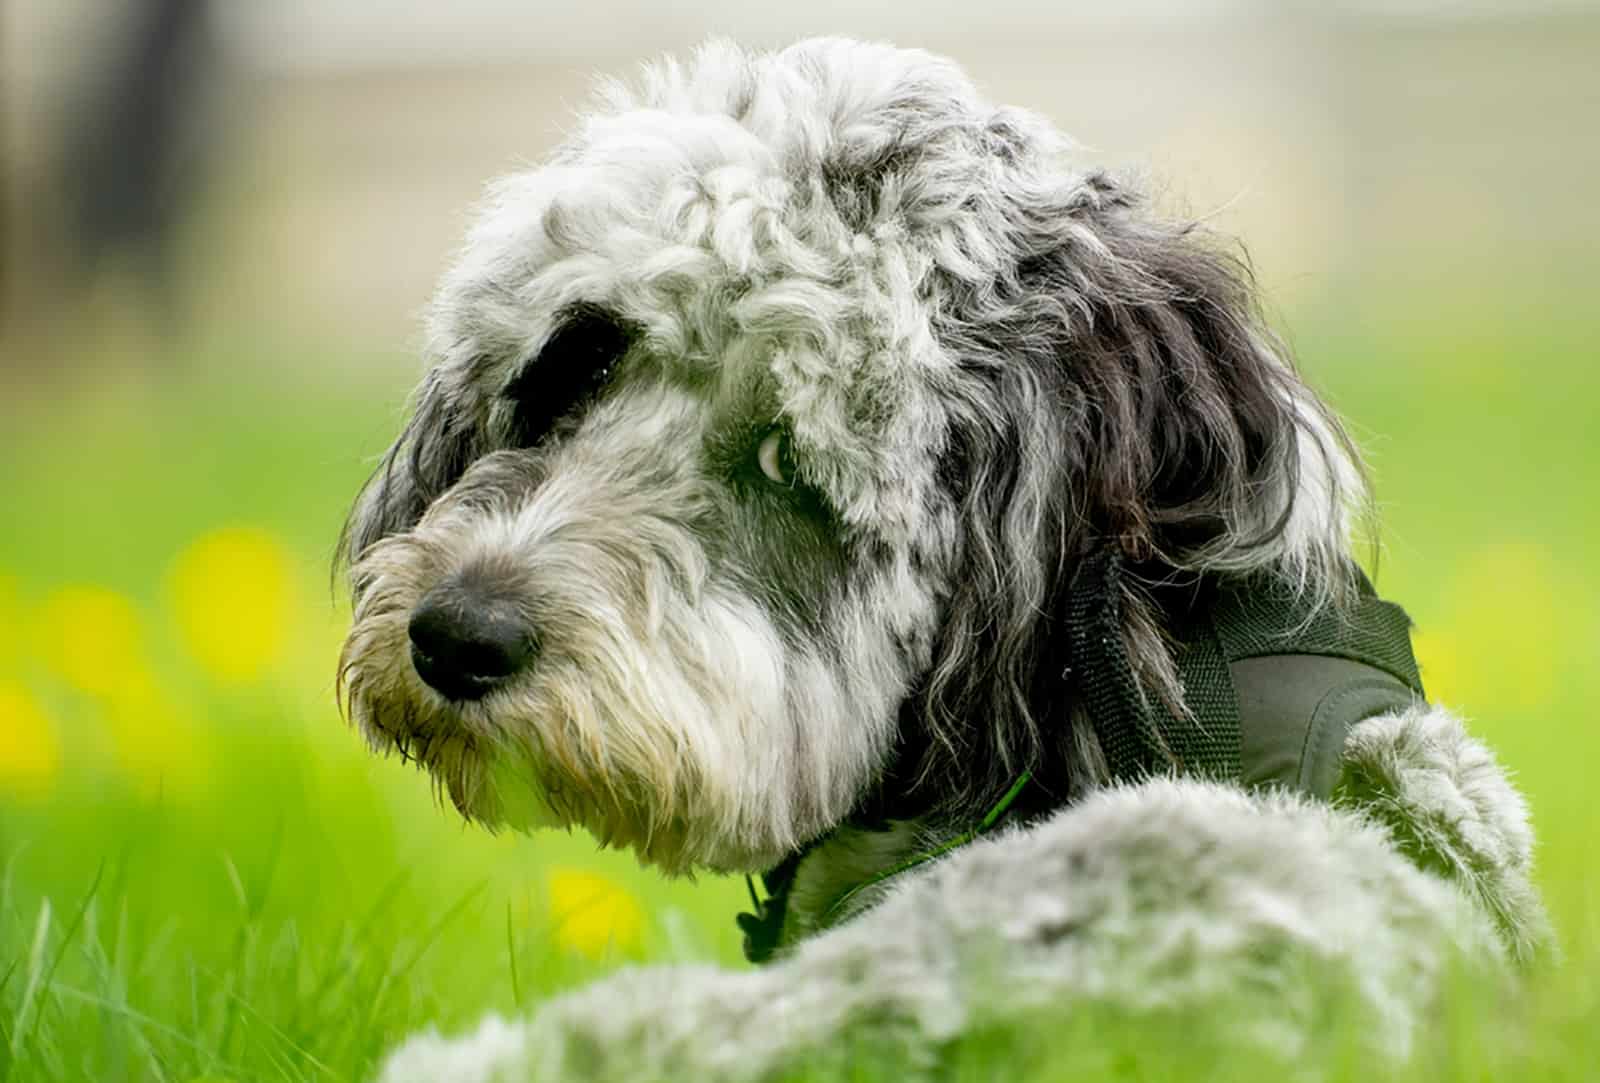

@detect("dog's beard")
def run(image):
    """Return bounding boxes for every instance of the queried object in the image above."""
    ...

[339,523,905,875]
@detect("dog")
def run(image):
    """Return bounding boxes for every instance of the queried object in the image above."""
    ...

[337,38,1549,1082]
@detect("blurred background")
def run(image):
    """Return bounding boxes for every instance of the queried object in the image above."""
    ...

[6,1,1599,366]
[1,2,1597,1079]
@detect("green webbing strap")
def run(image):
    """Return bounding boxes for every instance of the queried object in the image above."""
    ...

[1212,571,1423,689]
[1066,548,1241,782]
[1066,549,1424,787]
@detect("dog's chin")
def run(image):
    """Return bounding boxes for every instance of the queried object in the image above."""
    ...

[467,747,753,876]
[343,692,769,875]
[340,617,830,874]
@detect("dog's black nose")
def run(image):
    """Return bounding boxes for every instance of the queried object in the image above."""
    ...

[407,582,535,701]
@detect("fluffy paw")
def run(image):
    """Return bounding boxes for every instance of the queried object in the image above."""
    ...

[1339,703,1552,962]
[377,1016,530,1083]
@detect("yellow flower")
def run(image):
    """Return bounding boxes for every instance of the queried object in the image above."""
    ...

[168,527,295,683]
[1410,627,1461,709]
[34,586,151,702]
[0,679,61,798]
[1440,542,1564,712]
[103,683,209,801]
[0,574,18,668]
[547,868,645,960]
[25,583,210,800]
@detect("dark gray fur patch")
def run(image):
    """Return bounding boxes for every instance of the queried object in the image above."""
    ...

[886,174,1361,828]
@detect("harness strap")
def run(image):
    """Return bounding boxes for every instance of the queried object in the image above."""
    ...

[1067,548,1425,797]
[1065,548,1238,781]
[740,551,1430,961]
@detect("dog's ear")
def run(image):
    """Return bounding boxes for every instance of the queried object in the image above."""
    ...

[336,369,487,585]
[901,171,1364,822]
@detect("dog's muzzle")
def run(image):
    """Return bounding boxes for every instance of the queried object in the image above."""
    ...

[406,576,537,701]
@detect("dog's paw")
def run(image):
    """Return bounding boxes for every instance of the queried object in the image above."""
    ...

[1338,702,1552,962]
[376,1015,530,1083]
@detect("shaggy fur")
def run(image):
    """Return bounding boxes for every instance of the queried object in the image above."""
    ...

[1339,706,1550,964]
[374,746,1510,1083]
[336,38,1548,1081]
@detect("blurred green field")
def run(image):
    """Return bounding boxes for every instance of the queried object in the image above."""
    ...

[0,310,1596,1080]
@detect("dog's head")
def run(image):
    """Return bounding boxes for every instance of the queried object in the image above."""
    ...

[338,39,1363,874]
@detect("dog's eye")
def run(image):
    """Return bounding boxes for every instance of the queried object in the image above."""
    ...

[505,306,633,449]
[756,427,796,486]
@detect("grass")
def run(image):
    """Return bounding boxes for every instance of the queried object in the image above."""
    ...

[0,310,1596,1081]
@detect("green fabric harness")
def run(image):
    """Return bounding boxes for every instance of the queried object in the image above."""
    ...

[1067,548,1425,797]
[739,551,1426,963]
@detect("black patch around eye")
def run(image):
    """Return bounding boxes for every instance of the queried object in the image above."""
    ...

[715,422,825,517]
[505,305,635,449]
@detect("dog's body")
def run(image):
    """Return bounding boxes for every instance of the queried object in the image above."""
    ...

[338,39,1547,1081]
